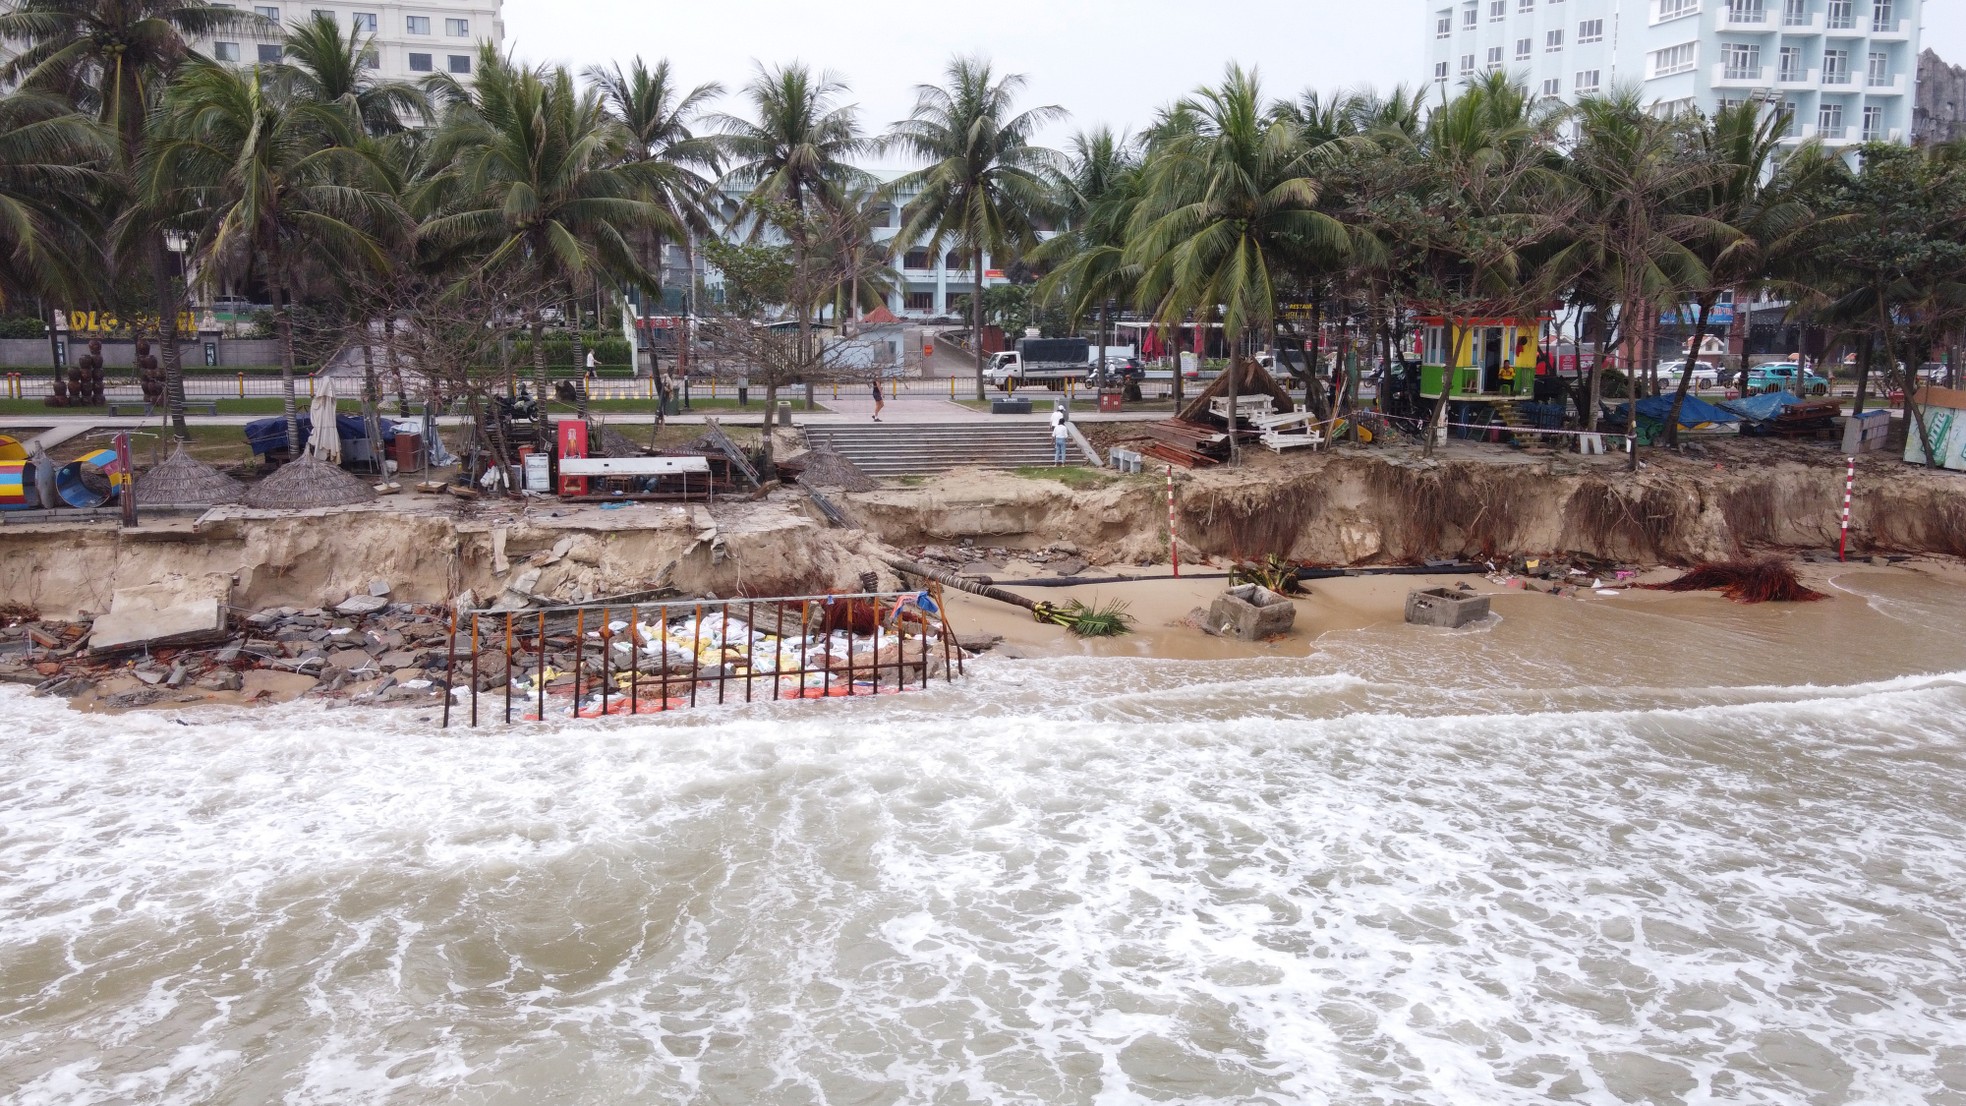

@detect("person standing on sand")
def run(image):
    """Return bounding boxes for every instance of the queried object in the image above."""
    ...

[871,378,884,421]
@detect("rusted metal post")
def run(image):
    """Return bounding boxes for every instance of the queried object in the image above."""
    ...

[598,606,611,718]
[844,600,856,695]
[660,608,671,706]
[504,614,514,724]
[798,602,810,698]
[773,603,786,701]
[535,611,546,722]
[442,607,457,729]
[744,600,757,703]
[689,604,701,709]
[469,613,480,728]
[573,609,585,716]
[715,600,729,706]
[628,605,639,714]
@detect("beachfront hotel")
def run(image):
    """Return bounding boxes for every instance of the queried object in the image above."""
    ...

[1425,0,1924,146]
[192,0,504,85]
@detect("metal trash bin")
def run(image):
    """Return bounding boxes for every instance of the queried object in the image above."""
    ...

[777,400,792,427]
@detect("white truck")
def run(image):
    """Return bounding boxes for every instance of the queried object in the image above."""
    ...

[986,337,1093,391]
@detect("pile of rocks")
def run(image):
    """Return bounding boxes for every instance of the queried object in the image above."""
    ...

[909,540,1093,580]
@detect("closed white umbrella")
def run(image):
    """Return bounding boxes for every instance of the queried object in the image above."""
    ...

[304,376,340,464]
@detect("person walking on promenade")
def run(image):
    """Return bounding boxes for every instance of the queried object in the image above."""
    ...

[871,378,885,421]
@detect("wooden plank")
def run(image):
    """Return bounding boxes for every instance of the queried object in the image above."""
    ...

[702,418,762,488]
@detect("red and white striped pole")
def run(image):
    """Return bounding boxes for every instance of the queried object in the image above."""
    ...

[1838,455,1856,561]
[1166,464,1180,578]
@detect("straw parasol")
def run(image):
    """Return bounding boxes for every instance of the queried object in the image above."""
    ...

[133,444,246,505]
[243,455,377,509]
[793,446,877,492]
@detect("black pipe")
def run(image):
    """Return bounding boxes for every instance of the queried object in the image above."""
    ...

[976,563,1487,589]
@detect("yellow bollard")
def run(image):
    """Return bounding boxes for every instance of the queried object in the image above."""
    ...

[711,381,717,399]
[238,372,245,398]
[950,377,956,399]
[833,383,839,400]
[308,375,315,399]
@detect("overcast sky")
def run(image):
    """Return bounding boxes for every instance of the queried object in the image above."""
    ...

[505,0,1966,161]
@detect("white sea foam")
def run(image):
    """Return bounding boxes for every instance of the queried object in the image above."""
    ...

[2,635,1965,1104]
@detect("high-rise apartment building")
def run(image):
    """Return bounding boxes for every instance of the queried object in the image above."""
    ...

[1424,0,1923,146]
[197,0,504,86]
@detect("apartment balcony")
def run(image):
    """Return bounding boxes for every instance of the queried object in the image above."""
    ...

[1776,66,1820,86]
[1870,18,1910,42]
[1821,70,1855,87]
[1720,9,1778,32]
[1650,4,1702,27]
[1711,63,1774,89]
[1795,122,1855,145]
[1823,18,1864,38]
[1858,127,1906,143]
[1780,13,1825,34]
[1865,73,1908,96]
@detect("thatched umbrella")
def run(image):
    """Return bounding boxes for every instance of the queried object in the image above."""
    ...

[133,444,246,506]
[243,455,377,509]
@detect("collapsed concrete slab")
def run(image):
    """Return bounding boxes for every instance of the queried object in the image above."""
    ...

[1209,584,1297,641]
[1405,587,1491,629]
[89,575,233,654]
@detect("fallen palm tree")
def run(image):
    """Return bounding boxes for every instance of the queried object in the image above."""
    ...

[1641,559,1828,604]
[884,557,1134,637]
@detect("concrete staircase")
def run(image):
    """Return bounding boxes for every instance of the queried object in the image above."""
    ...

[803,422,1056,477]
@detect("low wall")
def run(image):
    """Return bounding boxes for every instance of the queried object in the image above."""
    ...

[0,337,283,369]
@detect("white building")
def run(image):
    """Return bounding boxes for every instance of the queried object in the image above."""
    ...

[1425,0,1923,146]
[199,0,503,85]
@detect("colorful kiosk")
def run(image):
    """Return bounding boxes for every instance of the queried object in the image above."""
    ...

[1415,314,1551,400]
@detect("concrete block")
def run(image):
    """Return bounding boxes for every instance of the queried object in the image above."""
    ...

[1208,584,1297,641]
[336,594,390,616]
[88,576,233,654]
[1405,587,1491,629]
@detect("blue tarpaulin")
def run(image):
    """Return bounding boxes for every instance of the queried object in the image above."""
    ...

[1614,394,1743,429]
[1719,391,1804,423]
[244,414,394,456]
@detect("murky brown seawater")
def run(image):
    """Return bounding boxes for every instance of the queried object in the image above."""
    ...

[3,570,1964,1104]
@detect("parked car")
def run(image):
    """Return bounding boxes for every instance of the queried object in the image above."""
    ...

[1745,362,1830,396]
[1088,356,1144,387]
[1657,360,1721,389]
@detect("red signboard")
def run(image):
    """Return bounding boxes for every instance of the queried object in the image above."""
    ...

[557,420,588,496]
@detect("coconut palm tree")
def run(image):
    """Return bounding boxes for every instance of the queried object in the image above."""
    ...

[1034,127,1141,386]
[886,56,1064,401]
[0,88,110,360]
[273,11,428,136]
[1126,65,1353,460]
[142,59,400,453]
[585,57,724,372]
[1,0,272,437]
[1547,88,1710,463]
[422,47,678,414]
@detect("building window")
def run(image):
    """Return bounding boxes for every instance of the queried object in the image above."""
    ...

[1437,12,1452,36]
[1578,19,1604,42]
[1546,29,1564,51]
[213,41,240,61]
[1823,48,1849,84]
[1871,0,1892,29]
[351,10,375,30]
[1489,0,1506,20]
[1518,0,1534,9]
[1826,0,1853,29]
[1867,51,1890,85]
[408,52,432,71]
[903,249,931,269]
[257,43,282,62]
[1783,0,1808,24]
[406,14,429,33]
[1516,37,1533,59]
[1779,46,1803,81]
[1818,102,1844,136]
[1486,46,1504,69]
[311,8,333,21]
[254,4,278,18]
[1720,43,1760,79]
[1657,0,1700,20]
[1862,105,1884,139]
[1461,53,1477,74]
[1575,69,1602,92]
[445,17,468,34]
[357,46,376,68]
[1726,0,1766,21]
[1435,61,1451,82]
[1463,7,1478,27]
[1542,78,1562,96]
[904,291,934,312]
[447,54,471,73]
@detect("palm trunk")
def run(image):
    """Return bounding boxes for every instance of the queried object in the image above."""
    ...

[1882,297,1936,469]
[1664,297,1715,448]
[383,313,409,416]
[149,240,189,439]
[973,248,987,402]
[1853,335,1873,415]
[274,281,301,456]
[42,300,61,378]
[1226,332,1242,466]
[1170,323,1185,409]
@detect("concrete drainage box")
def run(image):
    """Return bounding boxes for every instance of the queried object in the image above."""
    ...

[1405,587,1491,629]
[1210,584,1297,641]
[991,399,1033,415]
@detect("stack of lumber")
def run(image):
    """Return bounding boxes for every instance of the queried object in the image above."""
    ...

[1128,419,1232,469]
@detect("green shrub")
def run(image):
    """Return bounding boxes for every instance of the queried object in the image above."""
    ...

[0,316,45,339]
